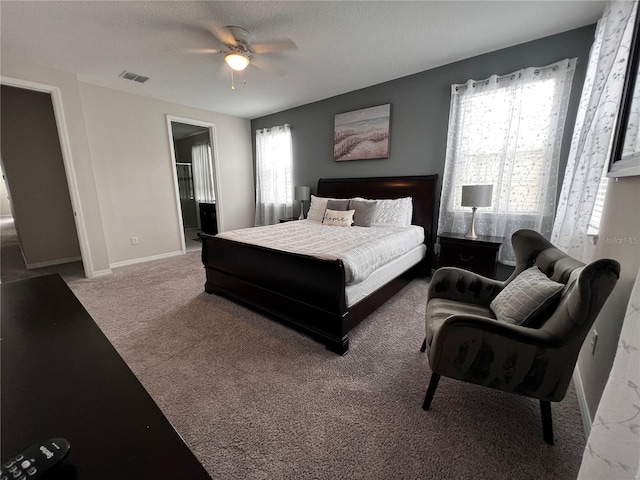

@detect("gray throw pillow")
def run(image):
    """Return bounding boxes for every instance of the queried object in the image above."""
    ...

[326,199,351,211]
[490,266,564,327]
[349,199,379,227]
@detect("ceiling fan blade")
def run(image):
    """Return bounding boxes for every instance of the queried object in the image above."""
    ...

[250,38,297,54]
[182,47,222,55]
[251,57,287,77]
[208,21,237,46]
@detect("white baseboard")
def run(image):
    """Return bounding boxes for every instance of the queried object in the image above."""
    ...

[110,250,183,269]
[90,268,113,278]
[25,256,82,269]
[573,366,592,437]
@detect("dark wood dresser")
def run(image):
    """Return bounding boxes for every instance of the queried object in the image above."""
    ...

[1,275,212,479]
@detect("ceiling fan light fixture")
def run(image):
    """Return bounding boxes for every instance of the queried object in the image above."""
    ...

[225,52,249,71]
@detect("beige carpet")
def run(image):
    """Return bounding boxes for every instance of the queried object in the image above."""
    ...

[52,251,588,480]
[0,217,85,283]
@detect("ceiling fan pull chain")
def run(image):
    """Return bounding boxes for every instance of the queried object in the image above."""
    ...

[231,70,235,90]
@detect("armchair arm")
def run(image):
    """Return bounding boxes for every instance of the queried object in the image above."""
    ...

[427,267,504,306]
[428,315,571,402]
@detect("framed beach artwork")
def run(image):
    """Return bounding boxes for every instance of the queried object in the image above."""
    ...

[333,104,391,161]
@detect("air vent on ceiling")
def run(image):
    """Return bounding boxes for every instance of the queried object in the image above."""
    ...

[119,70,149,83]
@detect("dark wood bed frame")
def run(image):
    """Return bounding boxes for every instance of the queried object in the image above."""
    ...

[199,175,438,355]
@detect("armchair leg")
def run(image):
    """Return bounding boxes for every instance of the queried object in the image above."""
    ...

[420,338,427,352]
[422,373,440,411]
[540,400,554,446]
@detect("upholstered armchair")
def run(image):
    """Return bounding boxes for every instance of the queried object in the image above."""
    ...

[421,229,620,445]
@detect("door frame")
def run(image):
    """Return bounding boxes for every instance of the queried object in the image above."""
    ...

[165,115,222,253]
[1,76,96,278]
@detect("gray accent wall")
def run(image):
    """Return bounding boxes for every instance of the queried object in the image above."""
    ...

[252,24,596,214]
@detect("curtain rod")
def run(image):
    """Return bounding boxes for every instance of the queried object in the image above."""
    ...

[454,60,575,91]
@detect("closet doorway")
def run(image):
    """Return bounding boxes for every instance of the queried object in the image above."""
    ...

[167,117,220,253]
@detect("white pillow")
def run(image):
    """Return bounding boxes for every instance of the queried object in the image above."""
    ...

[307,195,328,221]
[368,197,413,227]
[322,208,355,226]
[490,266,564,326]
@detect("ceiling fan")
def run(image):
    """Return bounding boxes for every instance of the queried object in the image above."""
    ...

[202,25,297,88]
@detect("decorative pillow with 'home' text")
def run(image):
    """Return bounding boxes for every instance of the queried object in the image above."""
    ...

[322,208,355,226]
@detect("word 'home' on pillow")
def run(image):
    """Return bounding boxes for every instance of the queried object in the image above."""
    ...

[490,266,564,327]
[322,208,354,226]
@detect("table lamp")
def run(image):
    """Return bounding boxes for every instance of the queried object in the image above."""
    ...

[294,186,311,220]
[461,184,493,239]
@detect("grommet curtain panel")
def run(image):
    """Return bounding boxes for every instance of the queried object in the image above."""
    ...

[438,58,576,265]
[255,124,293,226]
[551,1,637,258]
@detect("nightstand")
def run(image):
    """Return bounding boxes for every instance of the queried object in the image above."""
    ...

[279,217,298,223]
[199,202,218,235]
[438,233,504,279]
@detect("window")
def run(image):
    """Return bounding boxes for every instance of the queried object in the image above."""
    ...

[254,124,293,226]
[438,59,577,264]
[587,175,609,236]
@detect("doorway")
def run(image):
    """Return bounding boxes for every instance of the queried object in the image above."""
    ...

[167,117,220,253]
[0,84,85,281]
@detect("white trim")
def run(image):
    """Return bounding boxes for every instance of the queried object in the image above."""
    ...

[165,116,187,254]
[608,152,640,178]
[109,250,183,269]
[25,256,82,269]
[573,366,592,437]
[0,75,98,278]
[165,115,223,247]
[91,269,112,278]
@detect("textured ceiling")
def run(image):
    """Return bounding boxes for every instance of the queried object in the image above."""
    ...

[1,1,606,119]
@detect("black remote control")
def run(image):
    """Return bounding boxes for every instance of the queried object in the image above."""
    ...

[1,438,70,479]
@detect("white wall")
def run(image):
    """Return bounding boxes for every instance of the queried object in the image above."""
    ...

[1,58,254,273]
[78,83,254,266]
[577,175,640,421]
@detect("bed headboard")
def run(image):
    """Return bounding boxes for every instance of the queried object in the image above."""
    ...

[317,175,439,266]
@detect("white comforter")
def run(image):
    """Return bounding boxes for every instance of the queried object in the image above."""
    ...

[216,219,424,285]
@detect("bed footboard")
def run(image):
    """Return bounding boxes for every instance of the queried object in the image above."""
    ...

[201,235,351,354]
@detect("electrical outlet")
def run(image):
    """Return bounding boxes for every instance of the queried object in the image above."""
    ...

[590,330,598,355]
[130,236,139,245]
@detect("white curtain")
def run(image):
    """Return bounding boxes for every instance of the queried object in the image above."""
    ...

[438,59,576,264]
[176,163,194,201]
[255,124,293,226]
[578,265,640,479]
[551,1,636,256]
[191,143,216,204]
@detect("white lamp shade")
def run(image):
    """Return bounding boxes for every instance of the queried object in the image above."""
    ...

[294,186,311,201]
[225,53,249,71]
[461,185,493,208]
